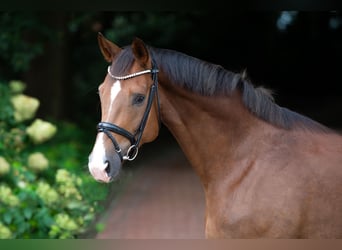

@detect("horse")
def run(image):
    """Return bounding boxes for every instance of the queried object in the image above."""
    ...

[88,33,342,238]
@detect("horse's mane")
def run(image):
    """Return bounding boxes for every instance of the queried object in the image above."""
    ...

[112,46,329,133]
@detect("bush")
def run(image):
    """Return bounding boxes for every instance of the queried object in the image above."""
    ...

[0,81,109,238]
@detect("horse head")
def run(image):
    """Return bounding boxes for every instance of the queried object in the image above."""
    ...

[88,33,160,182]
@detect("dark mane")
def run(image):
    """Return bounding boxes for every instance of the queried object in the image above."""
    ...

[111,46,330,133]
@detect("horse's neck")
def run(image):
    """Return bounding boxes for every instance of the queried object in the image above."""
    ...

[158,78,271,187]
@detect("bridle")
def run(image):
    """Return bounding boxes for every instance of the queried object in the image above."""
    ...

[97,60,160,162]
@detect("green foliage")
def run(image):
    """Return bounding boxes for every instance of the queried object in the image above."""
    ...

[104,12,196,47]
[0,81,109,238]
[0,13,52,72]
[0,82,15,126]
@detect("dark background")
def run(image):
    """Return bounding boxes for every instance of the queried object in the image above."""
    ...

[1,11,342,132]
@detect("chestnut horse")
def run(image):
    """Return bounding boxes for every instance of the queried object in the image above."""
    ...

[88,33,342,238]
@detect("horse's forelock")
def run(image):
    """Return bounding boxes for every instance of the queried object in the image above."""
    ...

[112,46,135,76]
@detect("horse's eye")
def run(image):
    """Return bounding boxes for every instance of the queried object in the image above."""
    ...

[133,94,145,106]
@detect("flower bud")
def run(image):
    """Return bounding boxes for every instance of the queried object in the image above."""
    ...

[11,94,39,122]
[27,152,49,171]
[26,119,57,144]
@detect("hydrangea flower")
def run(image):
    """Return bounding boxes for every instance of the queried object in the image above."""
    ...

[9,80,26,94]
[56,169,82,200]
[0,156,10,176]
[27,152,49,172]
[55,213,78,231]
[36,181,60,206]
[26,119,57,144]
[0,184,19,207]
[56,169,73,184]
[11,94,39,122]
[0,222,12,239]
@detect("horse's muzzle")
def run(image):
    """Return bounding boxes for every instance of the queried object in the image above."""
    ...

[88,148,122,183]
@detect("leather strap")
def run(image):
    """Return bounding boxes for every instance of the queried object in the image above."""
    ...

[97,59,160,162]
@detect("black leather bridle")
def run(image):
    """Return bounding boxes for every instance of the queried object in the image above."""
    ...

[97,60,160,162]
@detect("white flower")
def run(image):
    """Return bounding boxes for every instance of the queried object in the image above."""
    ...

[0,156,10,176]
[56,169,72,184]
[0,222,12,239]
[55,213,78,231]
[11,94,39,122]
[9,80,26,94]
[26,119,57,144]
[0,185,19,207]
[17,181,27,189]
[27,152,49,171]
[56,169,82,200]
[36,181,59,206]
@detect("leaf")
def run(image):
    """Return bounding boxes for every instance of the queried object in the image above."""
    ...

[66,200,84,210]
[84,213,94,223]
[12,209,25,224]
[23,207,33,219]
[42,215,54,227]
[95,223,105,233]
[16,221,30,235]
[3,212,12,224]
[22,170,36,182]
[34,207,54,227]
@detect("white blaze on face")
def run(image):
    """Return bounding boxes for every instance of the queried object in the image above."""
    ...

[89,133,106,168]
[88,80,122,180]
[88,133,110,181]
[106,80,122,121]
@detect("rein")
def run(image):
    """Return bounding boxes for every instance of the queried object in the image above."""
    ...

[97,61,160,162]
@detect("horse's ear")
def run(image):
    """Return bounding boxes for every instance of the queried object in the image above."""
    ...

[132,37,150,67]
[97,32,122,63]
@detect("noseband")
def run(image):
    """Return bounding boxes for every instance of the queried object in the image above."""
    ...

[97,61,160,162]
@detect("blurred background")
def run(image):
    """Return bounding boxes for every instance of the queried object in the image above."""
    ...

[1,11,342,127]
[0,11,341,238]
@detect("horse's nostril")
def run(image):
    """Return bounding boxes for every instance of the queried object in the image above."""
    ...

[105,161,111,175]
